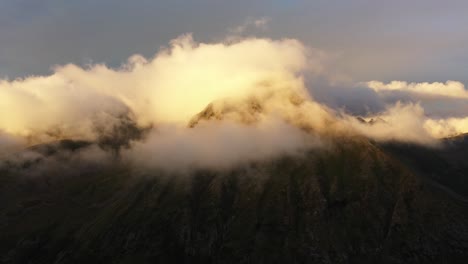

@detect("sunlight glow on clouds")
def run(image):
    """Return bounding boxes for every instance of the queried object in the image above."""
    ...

[1,34,468,170]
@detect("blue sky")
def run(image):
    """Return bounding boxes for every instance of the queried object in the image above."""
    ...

[1,0,467,83]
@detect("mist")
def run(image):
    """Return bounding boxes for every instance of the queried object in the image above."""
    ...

[125,118,322,172]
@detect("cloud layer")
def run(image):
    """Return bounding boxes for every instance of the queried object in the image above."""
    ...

[1,34,468,171]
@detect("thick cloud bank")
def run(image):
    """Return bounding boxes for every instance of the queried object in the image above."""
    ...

[0,35,332,170]
[1,34,468,170]
[0,35,311,139]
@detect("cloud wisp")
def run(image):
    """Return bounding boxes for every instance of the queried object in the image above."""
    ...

[229,17,271,35]
[366,80,468,98]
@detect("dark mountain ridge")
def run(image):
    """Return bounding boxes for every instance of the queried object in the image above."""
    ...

[380,133,468,199]
[1,134,467,264]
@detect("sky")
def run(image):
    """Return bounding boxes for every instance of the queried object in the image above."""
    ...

[1,0,467,83]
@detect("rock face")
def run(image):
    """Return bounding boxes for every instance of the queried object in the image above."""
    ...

[0,137,467,264]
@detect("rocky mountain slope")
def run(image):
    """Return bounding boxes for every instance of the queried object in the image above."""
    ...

[381,133,468,198]
[1,135,467,264]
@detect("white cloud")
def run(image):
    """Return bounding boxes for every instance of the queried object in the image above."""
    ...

[345,101,468,143]
[366,80,468,98]
[424,117,468,138]
[0,34,334,170]
[0,35,311,141]
[344,102,436,145]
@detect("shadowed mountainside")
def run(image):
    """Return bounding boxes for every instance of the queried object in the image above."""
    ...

[381,133,468,199]
[0,136,467,264]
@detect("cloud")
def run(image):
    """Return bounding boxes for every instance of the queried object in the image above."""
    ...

[424,117,468,138]
[125,118,322,172]
[366,80,468,98]
[0,34,334,171]
[0,143,113,178]
[254,17,269,28]
[343,101,468,144]
[308,78,468,120]
[2,33,468,172]
[0,35,310,141]
[0,130,25,155]
[343,102,436,145]
[229,17,271,35]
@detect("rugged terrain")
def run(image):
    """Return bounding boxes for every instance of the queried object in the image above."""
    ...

[1,134,467,264]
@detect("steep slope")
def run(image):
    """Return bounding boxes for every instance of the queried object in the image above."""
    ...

[381,133,468,198]
[1,137,467,264]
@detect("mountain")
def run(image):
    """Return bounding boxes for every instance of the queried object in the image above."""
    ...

[381,133,468,199]
[1,134,467,264]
